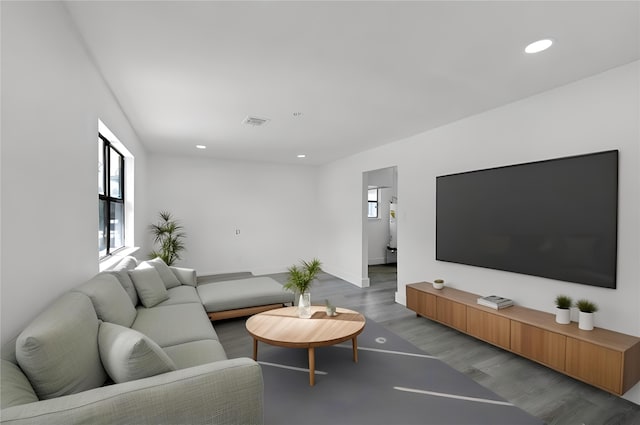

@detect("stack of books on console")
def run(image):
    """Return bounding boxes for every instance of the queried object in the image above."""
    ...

[477,295,514,310]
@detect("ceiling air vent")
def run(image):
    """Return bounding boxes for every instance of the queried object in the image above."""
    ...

[242,116,270,126]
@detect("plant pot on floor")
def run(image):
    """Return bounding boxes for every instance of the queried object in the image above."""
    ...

[555,307,571,324]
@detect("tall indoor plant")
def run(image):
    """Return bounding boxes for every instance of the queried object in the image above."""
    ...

[283,258,322,318]
[148,211,186,266]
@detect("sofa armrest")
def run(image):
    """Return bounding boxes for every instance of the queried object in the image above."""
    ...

[170,266,197,287]
[0,358,263,425]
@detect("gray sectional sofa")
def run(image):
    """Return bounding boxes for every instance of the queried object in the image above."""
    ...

[0,256,281,425]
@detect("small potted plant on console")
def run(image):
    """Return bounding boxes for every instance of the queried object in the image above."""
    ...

[432,279,445,290]
[554,295,572,324]
[575,299,598,331]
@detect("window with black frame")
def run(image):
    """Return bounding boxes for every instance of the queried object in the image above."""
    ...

[368,188,379,218]
[98,134,125,258]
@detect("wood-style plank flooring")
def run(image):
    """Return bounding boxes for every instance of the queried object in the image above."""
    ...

[213,264,640,425]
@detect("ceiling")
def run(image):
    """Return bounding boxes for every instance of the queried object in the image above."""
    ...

[64,1,639,165]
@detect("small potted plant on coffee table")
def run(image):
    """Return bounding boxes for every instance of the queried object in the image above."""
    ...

[554,295,572,324]
[283,258,322,319]
[325,299,337,317]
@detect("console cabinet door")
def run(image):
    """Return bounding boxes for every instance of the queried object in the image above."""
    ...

[566,337,622,394]
[406,286,421,313]
[406,286,437,319]
[511,322,566,371]
[436,298,466,331]
[422,293,437,320]
[466,307,510,349]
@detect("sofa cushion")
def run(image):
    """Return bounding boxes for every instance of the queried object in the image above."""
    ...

[155,285,201,307]
[170,266,197,287]
[104,269,138,307]
[129,266,169,308]
[0,359,39,408]
[16,292,107,400]
[98,322,177,384]
[146,257,182,289]
[73,273,137,327]
[106,256,139,305]
[163,340,227,370]
[197,276,293,312]
[132,304,218,347]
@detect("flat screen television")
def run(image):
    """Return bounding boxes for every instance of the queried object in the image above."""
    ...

[436,150,618,289]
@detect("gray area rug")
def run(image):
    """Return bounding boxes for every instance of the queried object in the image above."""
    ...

[257,317,543,425]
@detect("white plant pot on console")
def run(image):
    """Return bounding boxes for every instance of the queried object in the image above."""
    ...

[578,311,594,331]
[555,307,571,324]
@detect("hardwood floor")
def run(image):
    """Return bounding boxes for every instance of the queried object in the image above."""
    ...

[214,264,640,425]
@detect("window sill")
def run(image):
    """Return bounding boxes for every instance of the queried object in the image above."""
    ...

[99,246,140,272]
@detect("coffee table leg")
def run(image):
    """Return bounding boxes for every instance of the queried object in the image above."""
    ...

[352,337,358,363]
[252,338,258,361]
[308,347,315,386]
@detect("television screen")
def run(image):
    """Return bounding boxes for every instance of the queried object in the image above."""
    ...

[436,150,618,289]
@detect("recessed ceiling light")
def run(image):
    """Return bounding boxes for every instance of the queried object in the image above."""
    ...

[525,39,553,54]
[196,145,207,149]
[297,154,306,158]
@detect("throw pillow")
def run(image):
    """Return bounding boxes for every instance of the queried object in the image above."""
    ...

[129,266,169,308]
[98,322,176,384]
[16,292,107,400]
[109,256,140,306]
[146,257,182,289]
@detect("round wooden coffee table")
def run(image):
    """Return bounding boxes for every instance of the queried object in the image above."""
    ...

[245,306,366,386]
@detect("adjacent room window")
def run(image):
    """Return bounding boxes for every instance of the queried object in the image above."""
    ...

[368,188,379,218]
[98,133,125,257]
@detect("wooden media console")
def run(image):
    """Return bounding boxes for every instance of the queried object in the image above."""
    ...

[406,282,640,395]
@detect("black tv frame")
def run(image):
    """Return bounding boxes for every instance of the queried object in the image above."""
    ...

[435,150,619,289]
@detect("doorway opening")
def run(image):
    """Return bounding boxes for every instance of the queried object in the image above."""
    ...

[362,166,398,290]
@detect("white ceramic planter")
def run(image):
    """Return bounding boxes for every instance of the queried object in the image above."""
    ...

[555,307,571,324]
[578,311,594,330]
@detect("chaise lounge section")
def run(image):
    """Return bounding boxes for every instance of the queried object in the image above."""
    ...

[198,276,295,321]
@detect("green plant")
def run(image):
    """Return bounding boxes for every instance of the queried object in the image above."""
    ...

[555,295,572,309]
[148,211,186,266]
[283,258,322,294]
[575,299,598,313]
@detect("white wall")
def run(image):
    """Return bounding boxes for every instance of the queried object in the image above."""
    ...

[145,154,318,276]
[318,61,640,400]
[0,1,148,345]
